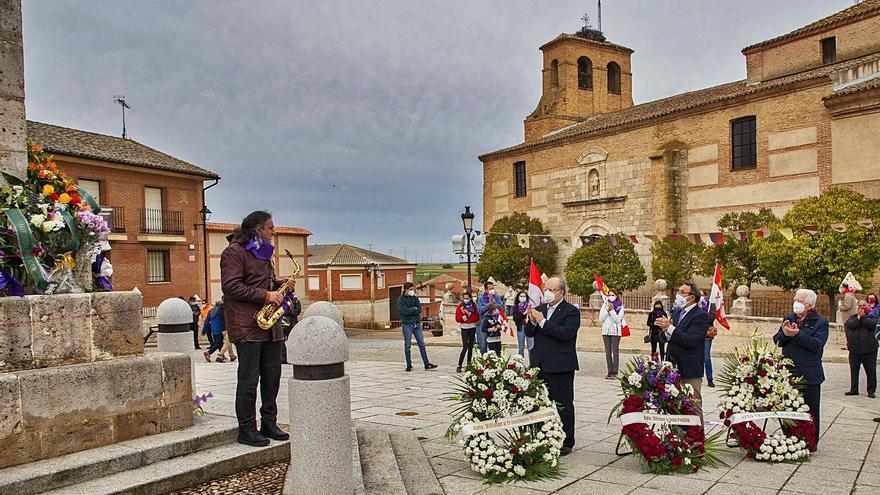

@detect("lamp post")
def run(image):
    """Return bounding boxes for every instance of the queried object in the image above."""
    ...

[199,204,212,302]
[460,206,475,295]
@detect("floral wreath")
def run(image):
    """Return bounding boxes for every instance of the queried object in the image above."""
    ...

[611,354,725,474]
[446,352,566,484]
[717,335,815,462]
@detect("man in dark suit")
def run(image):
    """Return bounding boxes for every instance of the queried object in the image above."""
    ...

[774,288,827,451]
[524,277,580,456]
[654,282,710,422]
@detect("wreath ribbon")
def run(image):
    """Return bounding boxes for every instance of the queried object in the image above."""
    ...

[3,207,48,290]
[75,186,101,214]
[58,209,80,252]
[728,411,812,425]
[620,412,702,427]
[461,408,559,436]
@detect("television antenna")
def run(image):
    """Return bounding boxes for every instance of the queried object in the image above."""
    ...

[113,95,131,139]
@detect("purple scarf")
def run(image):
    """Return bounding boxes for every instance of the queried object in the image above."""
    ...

[611,297,622,313]
[460,300,475,313]
[517,298,529,314]
[245,237,275,261]
[92,253,113,291]
[0,269,24,296]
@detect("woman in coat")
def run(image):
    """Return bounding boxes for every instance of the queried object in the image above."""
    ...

[455,292,480,372]
[599,289,624,379]
[646,300,668,361]
[844,299,878,398]
[512,290,532,358]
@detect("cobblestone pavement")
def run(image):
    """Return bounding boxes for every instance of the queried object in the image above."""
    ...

[166,461,286,495]
[183,337,880,494]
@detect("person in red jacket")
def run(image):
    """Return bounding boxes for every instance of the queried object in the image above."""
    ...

[455,292,480,372]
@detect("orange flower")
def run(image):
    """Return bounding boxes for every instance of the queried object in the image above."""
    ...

[47,161,58,172]
[27,162,36,171]
[30,144,42,152]
[58,193,71,204]
[42,184,55,196]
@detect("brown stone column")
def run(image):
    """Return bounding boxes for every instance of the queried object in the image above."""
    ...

[0,0,27,182]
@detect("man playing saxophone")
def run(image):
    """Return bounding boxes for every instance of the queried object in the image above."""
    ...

[220,210,290,447]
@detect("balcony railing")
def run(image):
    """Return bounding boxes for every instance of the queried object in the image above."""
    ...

[99,206,126,233]
[139,208,184,235]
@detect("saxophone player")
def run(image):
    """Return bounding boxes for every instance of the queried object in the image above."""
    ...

[220,210,290,447]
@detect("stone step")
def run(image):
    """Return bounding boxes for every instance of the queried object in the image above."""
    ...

[356,427,407,495]
[0,415,239,495]
[389,433,444,495]
[38,439,289,495]
[351,427,367,495]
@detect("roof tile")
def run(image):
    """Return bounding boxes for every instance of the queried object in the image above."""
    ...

[308,244,413,267]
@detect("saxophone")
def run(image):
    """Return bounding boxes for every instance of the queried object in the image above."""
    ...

[255,249,302,330]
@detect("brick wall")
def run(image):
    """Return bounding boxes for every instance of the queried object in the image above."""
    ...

[307,266,414,302]
[55,155,208,308]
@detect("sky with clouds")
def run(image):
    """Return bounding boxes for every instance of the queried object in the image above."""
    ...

[21,0,853,263]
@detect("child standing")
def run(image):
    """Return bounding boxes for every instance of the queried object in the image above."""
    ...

[482,303,503,354]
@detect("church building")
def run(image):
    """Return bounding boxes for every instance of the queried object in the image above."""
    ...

[479,1,880,277]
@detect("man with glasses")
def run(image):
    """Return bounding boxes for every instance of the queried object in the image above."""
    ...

[654,282,711,422]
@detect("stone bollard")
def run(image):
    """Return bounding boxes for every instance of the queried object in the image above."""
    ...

[589,280,603,308]
[284,315,353,495]
[730,285,755,316]
[652,279,670,310]
[302,300,345,328]
[156,297,196,390]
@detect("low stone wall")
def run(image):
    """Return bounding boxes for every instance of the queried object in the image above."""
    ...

[579,307,845,344]
[0,352,193,469]
[0,291,143,371]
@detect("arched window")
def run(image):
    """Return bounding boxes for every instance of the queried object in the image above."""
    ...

[577,57,593,90]
[607,62,621,94]
[550,59,559,87]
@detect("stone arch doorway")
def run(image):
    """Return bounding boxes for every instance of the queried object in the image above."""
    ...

[571,217,616,252]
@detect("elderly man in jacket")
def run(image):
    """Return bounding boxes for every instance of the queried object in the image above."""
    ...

[220,211,290,447]
[774,288,828,451]
[845,299,877,398]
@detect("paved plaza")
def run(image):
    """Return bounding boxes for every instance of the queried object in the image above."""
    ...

[184,336,880,494]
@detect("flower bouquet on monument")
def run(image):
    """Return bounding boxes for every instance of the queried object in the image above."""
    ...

[610,354,725,474]
[717,332,815,463]
[0,139,110,296]
[445,351,566,484]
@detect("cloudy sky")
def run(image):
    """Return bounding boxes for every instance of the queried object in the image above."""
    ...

[22,0,852,263]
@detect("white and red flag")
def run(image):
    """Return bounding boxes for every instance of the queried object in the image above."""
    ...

[528,259,544,307]
[708,263,731,330]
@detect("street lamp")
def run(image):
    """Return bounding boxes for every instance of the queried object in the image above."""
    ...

[460,206,476,295]
[198,204,212,303]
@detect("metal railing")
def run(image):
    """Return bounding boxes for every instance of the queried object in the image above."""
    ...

[139,208,184,235]
[99,206,126,233]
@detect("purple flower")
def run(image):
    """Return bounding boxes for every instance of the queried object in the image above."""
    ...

[660,391,670,400]
[666,371,679,384]
[643,391,651,400]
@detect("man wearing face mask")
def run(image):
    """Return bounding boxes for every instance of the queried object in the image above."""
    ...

[397,281,438,372]
[524,277,581,456]
[477,280,504,354]
[654,282,711,423]
[774,288,828,451]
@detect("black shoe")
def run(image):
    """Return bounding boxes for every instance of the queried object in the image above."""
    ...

[845,390,859,396]
[869,393,876,399]
[425,363,438,370]
[405,366,413,372]
[456,366,463,373]
[260,423,290,441]
[560,446,573,456]
[874,417,880,422]
[707,380,715,388]
[238,429,270,447]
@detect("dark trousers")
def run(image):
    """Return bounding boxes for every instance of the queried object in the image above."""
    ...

[281,324,293,364]
[207,332,224,355]
[539,370,575,449]
[849,350,878,394]
[487,341,502,354]
[234,340,283,431]
[803,383,821,451]
[458,327,476,367]
[191,323,201,349]
[206,331,215,347]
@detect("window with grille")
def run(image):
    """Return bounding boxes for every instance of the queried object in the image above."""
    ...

[821,37,836,65]
[731,116,757,170]
[514,161,527,197]
[147,250,170,283]
[577,57,593,89]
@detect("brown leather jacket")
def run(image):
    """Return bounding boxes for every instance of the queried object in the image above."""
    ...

[220,240,283,342]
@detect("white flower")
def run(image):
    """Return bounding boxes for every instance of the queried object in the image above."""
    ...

[30,214,46,227]
[627,373,642,386]
[513,465,526,476]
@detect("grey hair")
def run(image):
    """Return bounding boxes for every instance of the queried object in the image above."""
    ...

[547,277,567,294]
[796,288,818,306]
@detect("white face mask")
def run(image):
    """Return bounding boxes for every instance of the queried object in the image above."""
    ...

[488,289,495,295]
[406,290,415,297]
[519,296,527,302]
[543,289,555,304]
[608,295,617,302]
[674,294,688,308]
[793,301,806,314]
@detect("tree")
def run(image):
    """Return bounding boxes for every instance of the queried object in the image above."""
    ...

[475,212,558,288]
[699,208,778,289]
[754,188,880,320]
[565,235,645,297]
[651,237,707,293]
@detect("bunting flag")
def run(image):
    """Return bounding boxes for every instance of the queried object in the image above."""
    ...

[645,234,660,242]
[537,236,554,249]
[498,234,513,247]
[840,271,862,291]
[687,233,703,245]
[778,227,794,241]
[708,232,726,246]
[732,231,748,241]
[803,225,820,236]
[580,235,595,246]
[668,233,683,241]
[516,234,530,248]
[608,235,619,247]
[754,229,771,238]
[708,264,731,330]
[858,219,874,228]
[528,259,543,307]
[830,223,847,233]
[629,234,639,244]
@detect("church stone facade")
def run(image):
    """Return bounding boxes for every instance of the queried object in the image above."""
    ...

[480,2,880,280]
